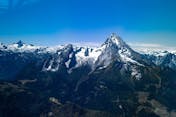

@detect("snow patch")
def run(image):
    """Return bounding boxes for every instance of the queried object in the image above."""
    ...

[131,67,142,80]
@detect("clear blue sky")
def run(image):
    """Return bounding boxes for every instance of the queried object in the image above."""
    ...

[0,0,176,46]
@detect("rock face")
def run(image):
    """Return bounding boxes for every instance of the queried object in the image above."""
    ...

[0,33,176,117]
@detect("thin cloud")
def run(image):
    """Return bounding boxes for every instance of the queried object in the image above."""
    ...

[0,0,40,14]
[69,42,101,48]
[129,42,176,52]
[129,43,163,48]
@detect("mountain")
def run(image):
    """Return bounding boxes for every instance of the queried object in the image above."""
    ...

[0,33,176,117]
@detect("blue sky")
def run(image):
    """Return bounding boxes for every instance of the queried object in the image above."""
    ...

[0,0,176,47]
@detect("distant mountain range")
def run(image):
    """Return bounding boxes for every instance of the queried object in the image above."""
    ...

[0,33,176,117]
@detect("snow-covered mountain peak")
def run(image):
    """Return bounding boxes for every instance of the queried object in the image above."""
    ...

[10,40,26,49]
[100,33,136,58]
[16,40,25,48]
[0,42,3,46]
[110,33,122,44]
[0,42,4,49]
[102,33,126,48]
[92,33,145,76]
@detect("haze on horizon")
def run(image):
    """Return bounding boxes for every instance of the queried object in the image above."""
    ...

[0,0,176,48]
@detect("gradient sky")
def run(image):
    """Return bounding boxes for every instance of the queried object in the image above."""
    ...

[0,0,176,47]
